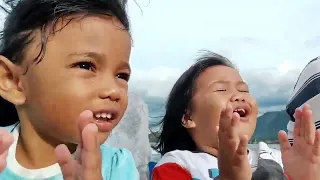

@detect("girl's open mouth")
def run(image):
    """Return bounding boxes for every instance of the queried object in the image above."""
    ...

[232,104,251,122]
[233,108,248,117]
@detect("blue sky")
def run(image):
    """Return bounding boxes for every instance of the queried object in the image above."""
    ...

[127,0,320,113]
[0,0,319,114]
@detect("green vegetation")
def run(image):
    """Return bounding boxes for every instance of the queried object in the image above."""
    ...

[149,110,290,144]
[250,110,289,144]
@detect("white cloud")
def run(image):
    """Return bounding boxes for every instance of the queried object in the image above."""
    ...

[242,67,302,109]
[129,63,303,114]
[126,0,320,113]
[129,66,184,97]
[128,0,320,70]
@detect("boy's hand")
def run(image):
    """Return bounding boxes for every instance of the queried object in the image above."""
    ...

[55,110,103,180]
[278,104,320,180]
[217,103,251,180]
[0,129,13,173]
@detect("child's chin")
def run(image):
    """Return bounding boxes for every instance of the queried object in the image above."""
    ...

[93,119,117,132]
[98,132,111,144]
[239,116,250,122]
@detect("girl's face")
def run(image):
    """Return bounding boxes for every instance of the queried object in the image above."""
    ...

[186,65,258,150]
[17,15,131,145]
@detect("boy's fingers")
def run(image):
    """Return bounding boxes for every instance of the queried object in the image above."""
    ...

[217,126,223,142]
[75,110,94,163]
[81,123,102,180]
[0,130,13,173]
[77,110,94,138]
[74,143,82,164]
[0,150,8,173]
[278,130,291,154]
[0,130,14,153]
[55,144,77,180]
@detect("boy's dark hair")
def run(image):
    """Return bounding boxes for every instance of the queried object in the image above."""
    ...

[0,0,130,126]
[153,51,235,155]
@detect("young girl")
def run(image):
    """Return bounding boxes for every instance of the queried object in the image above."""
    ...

[0,0,139,179]
[152,51,320,180]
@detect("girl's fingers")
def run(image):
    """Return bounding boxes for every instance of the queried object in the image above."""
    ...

[228,112,240,139]
[219,104,233,133]
[293,108,302,139]
[303,107,315,144]
[236,135,249,156]
[312,130,320,156]
[278,130,291,154]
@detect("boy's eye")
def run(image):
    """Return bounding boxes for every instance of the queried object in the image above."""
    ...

[116,73,130,81]
[73,61,95,71]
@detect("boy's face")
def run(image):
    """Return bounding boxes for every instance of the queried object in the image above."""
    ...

[17,15,131,145]
[187,66,258,149]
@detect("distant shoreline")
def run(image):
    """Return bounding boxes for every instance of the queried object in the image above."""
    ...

[149,132,280,144]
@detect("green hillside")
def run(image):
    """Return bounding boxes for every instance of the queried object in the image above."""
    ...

[149,110,290,144]
[250,110,290,143]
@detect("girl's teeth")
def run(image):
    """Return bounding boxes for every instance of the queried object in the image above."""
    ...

[95,114,101,118]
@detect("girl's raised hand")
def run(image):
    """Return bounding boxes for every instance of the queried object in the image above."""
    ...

[55,110,102,180]
[278,104,320,180]
[217,103,251,180]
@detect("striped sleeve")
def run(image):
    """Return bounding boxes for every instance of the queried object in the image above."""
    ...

[286,57,320,144]
[152,163,192,180]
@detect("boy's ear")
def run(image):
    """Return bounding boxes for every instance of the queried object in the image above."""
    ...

[0,55,26,105]
[181,111,196,129]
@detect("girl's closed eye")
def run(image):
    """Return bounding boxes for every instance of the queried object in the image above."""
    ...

[116,72,130,82]
[72,61,96,72]
[214,89,227,92]
[239,90,249,93]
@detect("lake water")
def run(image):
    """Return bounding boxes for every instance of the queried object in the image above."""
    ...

[151,144,280,162]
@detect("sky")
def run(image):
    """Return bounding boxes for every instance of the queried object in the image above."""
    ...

[126,0,320,113]
[0,0,319,114]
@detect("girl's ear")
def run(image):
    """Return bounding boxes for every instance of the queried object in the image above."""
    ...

[0,55,26,105]
[181,111,196,128]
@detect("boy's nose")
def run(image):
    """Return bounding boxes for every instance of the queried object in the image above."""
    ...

[98,85,121,102]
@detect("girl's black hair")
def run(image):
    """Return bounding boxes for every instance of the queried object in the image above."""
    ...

[0,0,130,126]
[153,51,234,155]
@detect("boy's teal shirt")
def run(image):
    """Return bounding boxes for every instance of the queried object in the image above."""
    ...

[0,125,139,180]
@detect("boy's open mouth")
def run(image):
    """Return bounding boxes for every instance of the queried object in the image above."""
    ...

[92,108,119,122]
[94,112,114,121]
[91,109,119,132]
